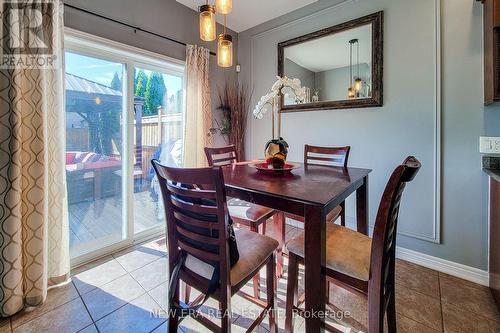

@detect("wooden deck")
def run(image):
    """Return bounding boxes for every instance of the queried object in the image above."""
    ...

[69,190,163,251]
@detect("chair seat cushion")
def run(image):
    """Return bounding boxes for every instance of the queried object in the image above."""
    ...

[286,205,342,224]
[227,198,275,225]
[231,229,278,286]
[286,224,372,281]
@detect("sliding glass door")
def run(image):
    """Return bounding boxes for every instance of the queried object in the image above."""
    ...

[132,67,185,235]
[65,51,127,259]
[65,30,185,263]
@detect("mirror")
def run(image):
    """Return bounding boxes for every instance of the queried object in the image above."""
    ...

[278,12,383,112]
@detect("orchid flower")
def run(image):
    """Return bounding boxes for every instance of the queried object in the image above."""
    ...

[253,76,306,119]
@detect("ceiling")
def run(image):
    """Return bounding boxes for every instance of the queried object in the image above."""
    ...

[176,0,318,32]
[285,24,372,72]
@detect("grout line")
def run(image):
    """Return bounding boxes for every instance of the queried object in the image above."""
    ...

[438,274,445,332]
[73,281,101,333]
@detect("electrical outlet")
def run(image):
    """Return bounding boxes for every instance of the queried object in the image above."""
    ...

[480,136,500,154]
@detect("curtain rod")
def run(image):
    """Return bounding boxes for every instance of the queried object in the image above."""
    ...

[64,3,217,56]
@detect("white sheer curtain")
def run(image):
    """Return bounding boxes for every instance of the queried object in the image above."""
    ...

[184,45,213,167]
[0,0,70,317]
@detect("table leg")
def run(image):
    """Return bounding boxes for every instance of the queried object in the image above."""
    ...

[304,205,326,332]
[356,175,369,235]
[274,212,285,278]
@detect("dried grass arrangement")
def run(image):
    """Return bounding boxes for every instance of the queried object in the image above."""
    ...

[212,80,253,159]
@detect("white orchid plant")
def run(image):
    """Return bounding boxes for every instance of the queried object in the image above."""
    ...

[253,76,307,120]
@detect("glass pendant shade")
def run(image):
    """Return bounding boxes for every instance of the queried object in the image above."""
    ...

[199,5,216,41]
[216,0,232,14]
[354,78,362,92]
[348,87,355,99]
[218,34,233,67]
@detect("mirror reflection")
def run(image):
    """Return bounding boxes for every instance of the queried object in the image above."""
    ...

[282,23,372,105]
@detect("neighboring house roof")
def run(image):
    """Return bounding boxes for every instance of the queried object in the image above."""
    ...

[65,73,122,96]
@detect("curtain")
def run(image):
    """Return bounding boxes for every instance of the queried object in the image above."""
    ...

[184,45,213,168]
[0,0,69,317]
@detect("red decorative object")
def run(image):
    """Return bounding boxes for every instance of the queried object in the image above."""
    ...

[249,161,300,175]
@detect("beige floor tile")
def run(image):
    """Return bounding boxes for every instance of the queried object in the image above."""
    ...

[81,274,146,321]
[95,293,165,333]
[395,260,440,298]
[78,324,98,333]
[439,272,488,291]
[396,314,441,333]
[130,256,168,291]
[12,298,92,333]
[395,282,443,331]
[113,244,166,272]
[442,301,500,333]
[72,258,127,295]
[327,283,368,332]
[11,282,79,329]
[0,319,10,333]
[148,282,169,311]
[440,275,500,321]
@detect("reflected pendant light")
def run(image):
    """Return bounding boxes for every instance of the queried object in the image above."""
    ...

[199,3,216,41]
[348,38,359,99]
[216,0,232,15]
[218,15,233,67]
[354,39,362,93]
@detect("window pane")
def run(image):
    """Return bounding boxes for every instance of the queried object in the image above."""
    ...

[65,51,126,258]
[133,68,185,234]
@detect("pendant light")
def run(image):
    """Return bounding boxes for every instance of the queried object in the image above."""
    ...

[354,39,362,94]
[199,2,216,41]
[348,39,359,99]
[216,0,232,14]
[217,15,233,67]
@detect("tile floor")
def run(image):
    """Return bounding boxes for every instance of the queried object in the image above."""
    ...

[2,219,500,333]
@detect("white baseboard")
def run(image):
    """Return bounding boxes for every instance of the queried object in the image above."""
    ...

[396,246,489,287]
[285,219,489,287]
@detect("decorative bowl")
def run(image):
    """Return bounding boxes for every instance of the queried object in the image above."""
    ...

[248,161,301,175]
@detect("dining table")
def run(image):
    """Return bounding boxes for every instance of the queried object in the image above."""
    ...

[222,161,372,332]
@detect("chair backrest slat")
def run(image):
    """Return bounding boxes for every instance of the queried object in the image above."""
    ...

[151,159,231,285]
[176,225,220,245]
[173,211,219,230]
[205,145,238,166]
[178,239,221,262]
[369,156,421,307]
[167,183,216,200]
[171,196,219,215]
[304,144,351,168]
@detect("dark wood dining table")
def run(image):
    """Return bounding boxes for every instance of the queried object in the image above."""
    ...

[222,162,372,332]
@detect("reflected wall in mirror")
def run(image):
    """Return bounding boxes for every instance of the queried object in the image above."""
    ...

[278,11,383,112]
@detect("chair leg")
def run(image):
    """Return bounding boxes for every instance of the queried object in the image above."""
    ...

[274,212,285,278]
[182,282,191,304]
[285,253,299,333]
[368,290,384,333]
[267,253,278,333]
[169,278,180,333]
[220,299,232,333]
[250,224,261,299]
[340,201,346,226]
[386,286,397,333]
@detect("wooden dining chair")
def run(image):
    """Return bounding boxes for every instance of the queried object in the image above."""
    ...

[205,145,286,289]
[152,160,278,333]
[284,156,421,333]
[286,145,351,226]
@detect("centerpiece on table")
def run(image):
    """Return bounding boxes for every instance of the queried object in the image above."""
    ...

[252,76,306,173]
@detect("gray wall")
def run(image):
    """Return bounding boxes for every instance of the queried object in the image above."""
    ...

[238,0,500,270]
[64,0,238,145]
[315,63,370,101]
[284,59,316,93]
